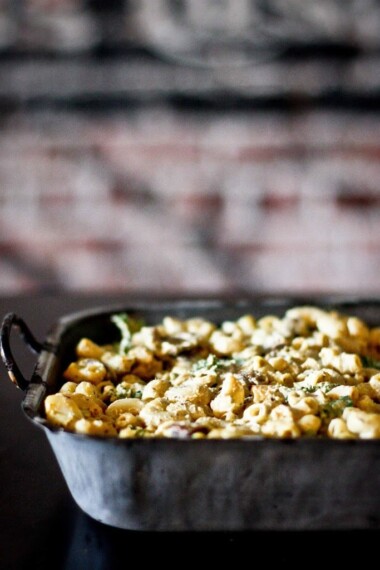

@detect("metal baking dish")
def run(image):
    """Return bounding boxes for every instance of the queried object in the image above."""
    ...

[2,296,380,531]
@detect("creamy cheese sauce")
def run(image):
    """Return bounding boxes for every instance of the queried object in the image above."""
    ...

[44,306,380,439]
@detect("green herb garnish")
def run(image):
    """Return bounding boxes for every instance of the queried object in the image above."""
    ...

[111,313,144,353]
[298,382,339,395]
[361,355,380,369]
[321,396,354,420]
[114,384,143,400]
[193,354,227,372]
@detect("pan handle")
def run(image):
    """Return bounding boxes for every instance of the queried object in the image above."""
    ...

[0,313,44,391]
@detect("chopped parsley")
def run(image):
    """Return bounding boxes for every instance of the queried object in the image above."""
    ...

[192,354,243,372]
[321,396,354,420]
[361,355,380,369]
[193,354,225,371]
[111,313,144,353]
[115,384,143,399]
[297,381,339,395]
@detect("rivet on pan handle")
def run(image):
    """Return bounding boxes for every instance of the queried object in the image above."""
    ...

[0,313,44,391]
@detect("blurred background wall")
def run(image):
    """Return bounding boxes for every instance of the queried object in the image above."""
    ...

[0,0,380,295]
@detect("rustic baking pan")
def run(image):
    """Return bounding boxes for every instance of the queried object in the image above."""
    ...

[1,297,380,531]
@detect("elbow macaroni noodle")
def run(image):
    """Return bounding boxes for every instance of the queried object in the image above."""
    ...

[44,306,380,439]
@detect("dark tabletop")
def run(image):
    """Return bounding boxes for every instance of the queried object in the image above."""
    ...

[0,294,379,569]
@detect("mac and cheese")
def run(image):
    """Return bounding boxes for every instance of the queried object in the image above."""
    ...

[44,306,380,439]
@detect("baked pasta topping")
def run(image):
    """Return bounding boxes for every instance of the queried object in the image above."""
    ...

[44,306,380,439]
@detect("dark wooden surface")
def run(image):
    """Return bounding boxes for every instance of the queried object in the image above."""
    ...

[0,294,378,569]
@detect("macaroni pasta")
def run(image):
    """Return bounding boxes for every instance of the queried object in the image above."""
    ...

[43,306,380,439]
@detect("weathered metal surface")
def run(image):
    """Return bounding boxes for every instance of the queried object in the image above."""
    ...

[3,297,380,530]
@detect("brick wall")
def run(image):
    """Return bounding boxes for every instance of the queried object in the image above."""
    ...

[0,107,379,295]
[0,1,380,295]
